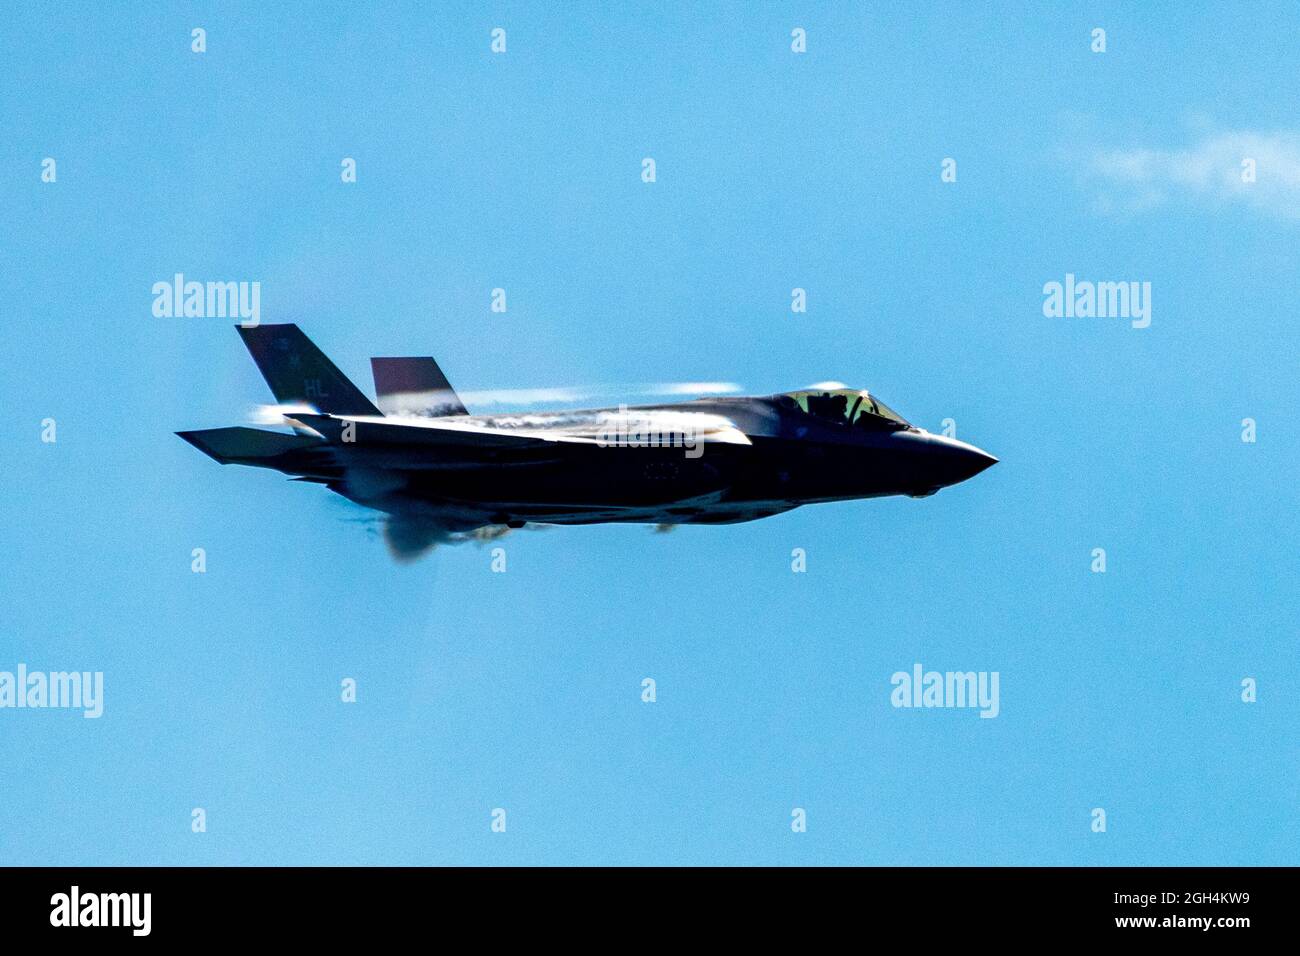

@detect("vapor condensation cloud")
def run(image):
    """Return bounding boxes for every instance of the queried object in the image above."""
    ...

[1085,129,1300,219]
[457,382,743,406]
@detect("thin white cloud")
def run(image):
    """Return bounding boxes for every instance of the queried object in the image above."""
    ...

[1086,130,1300,219]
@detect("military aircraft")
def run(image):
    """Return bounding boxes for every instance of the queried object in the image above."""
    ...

[178,325,997,558]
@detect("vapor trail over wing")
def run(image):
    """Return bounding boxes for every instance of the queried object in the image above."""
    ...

[453,382,744,406]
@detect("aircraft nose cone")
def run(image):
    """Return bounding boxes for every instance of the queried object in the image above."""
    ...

[906,434,998,491]
[948,442,998,483]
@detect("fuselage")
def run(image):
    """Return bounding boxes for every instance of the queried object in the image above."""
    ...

[260,394,997,529]
[178,326,998,552]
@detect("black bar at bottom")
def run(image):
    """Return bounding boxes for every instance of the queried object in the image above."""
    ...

[0,866,1285,942]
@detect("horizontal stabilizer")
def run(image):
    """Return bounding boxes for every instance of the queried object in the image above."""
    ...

[371,357,468,417]
[177,427,324,465]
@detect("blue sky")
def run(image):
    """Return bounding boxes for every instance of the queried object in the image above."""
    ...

[2,2,1296,865]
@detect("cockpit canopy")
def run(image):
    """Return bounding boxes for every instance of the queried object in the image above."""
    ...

[776,388,912,430]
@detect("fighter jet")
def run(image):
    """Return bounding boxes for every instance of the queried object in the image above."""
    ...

[178,325,996,558]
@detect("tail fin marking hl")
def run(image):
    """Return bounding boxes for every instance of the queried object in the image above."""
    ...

[237,324,380,416]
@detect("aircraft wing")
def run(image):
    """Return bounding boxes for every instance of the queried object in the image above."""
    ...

[289,413,580,449]
[288,413,752,450]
